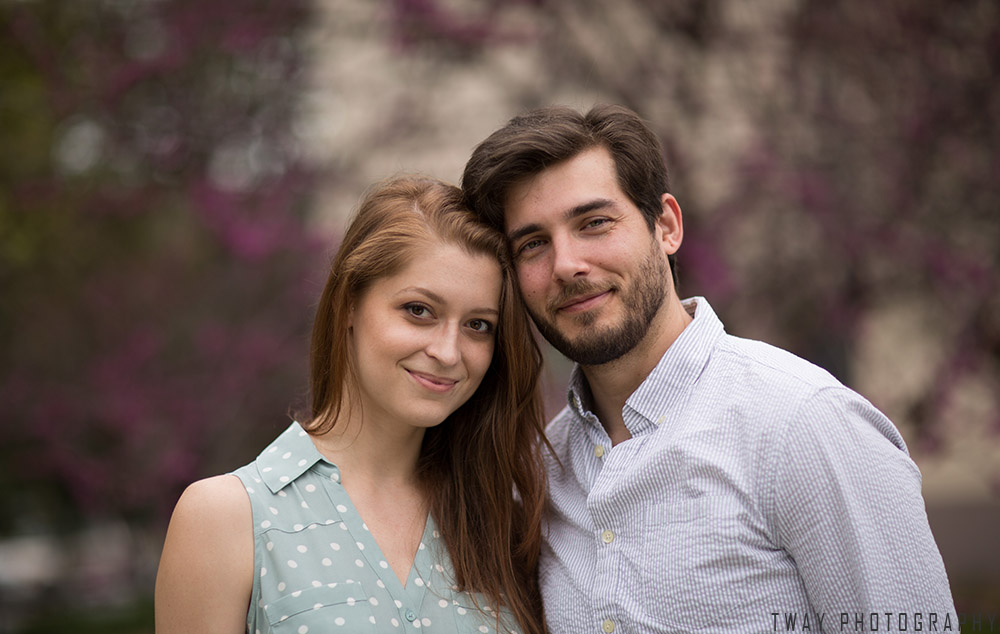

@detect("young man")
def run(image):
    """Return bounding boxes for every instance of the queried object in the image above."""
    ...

[462,105,956,633]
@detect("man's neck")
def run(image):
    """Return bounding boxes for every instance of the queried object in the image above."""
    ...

[581,295,693,445]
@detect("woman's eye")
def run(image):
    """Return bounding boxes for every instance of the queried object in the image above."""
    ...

[467,319,494,334]
[405,303,430,318]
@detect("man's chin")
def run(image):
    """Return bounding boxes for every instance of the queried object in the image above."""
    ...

[561,341,631,366]
[547,329,630,366]
[546,319,604,346]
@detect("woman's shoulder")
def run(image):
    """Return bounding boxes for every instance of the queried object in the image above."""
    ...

[156,475,254,633]
[177,474,249,514]
[167,475,252,545]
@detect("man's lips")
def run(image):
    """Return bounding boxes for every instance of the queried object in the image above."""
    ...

[557,289,612,313]
[406,369,459,393]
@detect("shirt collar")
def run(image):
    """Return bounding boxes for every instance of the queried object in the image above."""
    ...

[256,421,329,493]
[566,297,725,430]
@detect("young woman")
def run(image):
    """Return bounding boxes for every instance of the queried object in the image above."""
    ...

[155,176,547,634]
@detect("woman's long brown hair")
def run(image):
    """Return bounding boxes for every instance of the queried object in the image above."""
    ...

[305,175,547,634]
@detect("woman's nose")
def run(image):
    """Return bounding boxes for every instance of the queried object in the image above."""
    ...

[424,324,461,366]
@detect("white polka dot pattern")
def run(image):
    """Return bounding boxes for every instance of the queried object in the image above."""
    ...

[232,422,518,633]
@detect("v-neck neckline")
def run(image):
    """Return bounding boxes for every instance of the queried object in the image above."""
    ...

[320,461,437,609]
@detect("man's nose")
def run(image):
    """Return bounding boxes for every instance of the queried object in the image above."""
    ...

[551,235,591,283]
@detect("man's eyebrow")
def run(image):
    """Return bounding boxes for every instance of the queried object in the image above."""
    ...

[506,198,615,244]
[507,222,542,245]
[566,198,615,220]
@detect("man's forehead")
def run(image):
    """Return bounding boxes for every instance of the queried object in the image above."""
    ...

[501,148,624,236]
[501,171,545,232]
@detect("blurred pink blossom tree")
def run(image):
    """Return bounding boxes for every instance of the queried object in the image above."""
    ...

[0,0,321,529]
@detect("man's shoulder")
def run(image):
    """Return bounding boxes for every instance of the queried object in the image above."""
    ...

[688,332,871,437]
[709,333,907,450]
[714,333,844,394]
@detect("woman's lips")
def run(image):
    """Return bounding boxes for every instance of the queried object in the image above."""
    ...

[406,369,459,393]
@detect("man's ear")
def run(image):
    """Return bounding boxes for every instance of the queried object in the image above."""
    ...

[655,193,684,255]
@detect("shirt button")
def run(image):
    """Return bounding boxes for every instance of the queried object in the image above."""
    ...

[404,609,416,622]
[594,444,605,458]
[601,529,615,544]
[602,619,616,633]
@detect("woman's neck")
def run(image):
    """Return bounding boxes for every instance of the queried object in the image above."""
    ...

[308,398,431,589]
[308,402,426,488]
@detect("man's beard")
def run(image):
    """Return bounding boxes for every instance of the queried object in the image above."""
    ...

[528,244,669,366]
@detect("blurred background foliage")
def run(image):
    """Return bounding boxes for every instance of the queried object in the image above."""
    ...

[1,0,998,631]
[1,0,319,629]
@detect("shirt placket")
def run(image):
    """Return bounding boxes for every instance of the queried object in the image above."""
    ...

[580,411,627,634]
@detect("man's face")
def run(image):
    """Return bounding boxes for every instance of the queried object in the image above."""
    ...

[503,146,678,366]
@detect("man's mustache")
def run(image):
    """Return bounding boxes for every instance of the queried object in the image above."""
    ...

[547,280,615,313]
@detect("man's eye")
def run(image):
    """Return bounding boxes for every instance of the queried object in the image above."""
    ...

[519,238,544,253]
[585,217,609,229]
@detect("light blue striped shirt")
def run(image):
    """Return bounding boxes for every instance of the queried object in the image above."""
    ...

[540,298,956,633]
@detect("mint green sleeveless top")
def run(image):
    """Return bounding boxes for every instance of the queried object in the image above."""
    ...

[232,422,520,634]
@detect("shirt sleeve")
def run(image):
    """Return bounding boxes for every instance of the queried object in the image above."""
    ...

[771,386,956,617]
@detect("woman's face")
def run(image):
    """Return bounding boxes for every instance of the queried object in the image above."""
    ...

[348,240,502,432]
